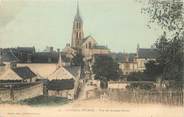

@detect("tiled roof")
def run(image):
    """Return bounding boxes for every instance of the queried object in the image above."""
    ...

[47,79,75,90]
[17,47,35,53]
[12,67,37,79]
[111,53,136,63]
[81,35,92,44]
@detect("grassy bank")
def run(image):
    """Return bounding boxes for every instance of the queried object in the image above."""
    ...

[18,96,71,106]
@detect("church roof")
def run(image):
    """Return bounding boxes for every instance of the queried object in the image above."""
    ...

[81,35,95,45]
[137,48,158,59]
[93,45,109,50]
[111,53,137,63]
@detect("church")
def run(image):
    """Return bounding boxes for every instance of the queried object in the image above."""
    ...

[63,2,110,60]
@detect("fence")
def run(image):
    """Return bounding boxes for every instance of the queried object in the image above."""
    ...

[98,89,184,106]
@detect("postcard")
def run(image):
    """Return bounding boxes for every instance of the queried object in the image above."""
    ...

[0,0,183,117]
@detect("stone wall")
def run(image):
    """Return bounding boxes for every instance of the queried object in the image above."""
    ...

[0,82,43,102]
[0,89,11,101]
[13,83,43,101]
[0,66,6,76]
[48,89,74,100]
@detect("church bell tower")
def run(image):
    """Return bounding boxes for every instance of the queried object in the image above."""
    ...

[71,1,84,49]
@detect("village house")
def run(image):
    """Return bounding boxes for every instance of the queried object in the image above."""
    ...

[117,44,158,76]
[0,62,39,83]
[46,54,81,100]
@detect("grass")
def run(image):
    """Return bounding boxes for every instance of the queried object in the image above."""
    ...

[18,96,71,106]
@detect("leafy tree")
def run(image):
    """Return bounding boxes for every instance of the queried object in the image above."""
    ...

[138,0,184,89]
[71,50,84,66]
[141,0,184,32]
[144,60,162,79]
[92,55,120,88]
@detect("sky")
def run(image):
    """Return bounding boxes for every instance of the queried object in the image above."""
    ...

[0,0,162,53]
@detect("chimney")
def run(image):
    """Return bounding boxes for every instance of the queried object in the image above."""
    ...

[0,49,4,65]
[0,54,2,65]
[10,62,17,69]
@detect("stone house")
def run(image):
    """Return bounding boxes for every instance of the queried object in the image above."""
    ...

[0,63,38,83]
[46,54,81,99]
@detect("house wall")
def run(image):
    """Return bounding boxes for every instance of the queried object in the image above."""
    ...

[0,82,43,102]
[13,83,43,101]
[0,66,5,76]
[24,77,37,83]
[82,48,110,58]
[119,62,139,75]
[108,81,128,90]
[0,89,11,101]
[119,58,156,75]
[48,89,75,100]
[82,48,93,58]
[92,48,110,55]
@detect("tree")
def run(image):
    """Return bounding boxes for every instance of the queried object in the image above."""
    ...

[92,55,120,88]
[138,0,184,89]
[141,0,184,32]
[71,50,84,66]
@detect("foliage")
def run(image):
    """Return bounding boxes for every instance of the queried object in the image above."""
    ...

[144,60,163,79]
[127,72,146,81]
[71,50,84,66]
[92,55,121,88]
[19,96,70,106]
[126,83,155,90]
[157,33,184,81]
[127,71,155,81]
[138,0,184,89]
[141,0,184,32]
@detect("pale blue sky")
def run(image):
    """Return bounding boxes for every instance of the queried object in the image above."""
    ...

[0,0,161,52]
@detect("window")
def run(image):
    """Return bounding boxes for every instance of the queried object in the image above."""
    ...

[77,22,80,29]
[89,42,92,49]
[79,32,81,39]
[76,33,78,39]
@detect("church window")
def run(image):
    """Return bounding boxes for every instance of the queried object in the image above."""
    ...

[79,32,81,39]
[89,42,92,49]
[76,33,78,39]
[76,22,80,29]
[78,23,81,29]
[77,22,79,29]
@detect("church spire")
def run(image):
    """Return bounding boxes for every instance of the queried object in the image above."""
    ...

[75,0,82,22]
[77,0,80,16]
[71,0,84,48]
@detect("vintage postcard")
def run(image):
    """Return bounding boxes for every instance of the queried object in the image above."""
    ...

[0,0,183,117]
